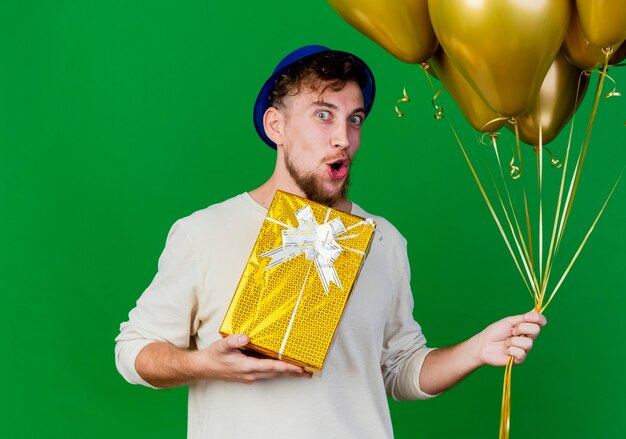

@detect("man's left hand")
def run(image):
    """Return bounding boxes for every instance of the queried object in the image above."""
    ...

[475,310,547,366]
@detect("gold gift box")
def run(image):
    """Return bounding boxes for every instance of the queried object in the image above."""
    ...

[219,190,376,374]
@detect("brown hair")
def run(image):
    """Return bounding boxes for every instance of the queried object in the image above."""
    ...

[268,51,368,109]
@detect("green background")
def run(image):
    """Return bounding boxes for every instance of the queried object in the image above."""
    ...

[1,1,624,438]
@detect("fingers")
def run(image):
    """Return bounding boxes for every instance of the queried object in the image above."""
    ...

[506,333,536,365]
[523,310,547,327]
[507,335,533,352]
[220,336,306,374]
[251,357,307,375]
[220,334,250,352]
[513,311,546,338]
[507,346,528,365]
[506,311,546,340]
[505,310,547,328]
[237,358,311,384]
[210,336,310,383]
[504,336,533,364]
[243,370,313,383]
[512,322,541,339]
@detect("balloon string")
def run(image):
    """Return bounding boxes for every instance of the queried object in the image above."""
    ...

[499,356,514,439]
[422,67,536,295]
[419,63,445,119]
[443,116,537,298]
[537,126,544,283]
[541,53,622,313]
[490,138,539,297]
[395,86,411,117]
[542,171,623,312]
[549,70,588,272]
[561,48,614,235]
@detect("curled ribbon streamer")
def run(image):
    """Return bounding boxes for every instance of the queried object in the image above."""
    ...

[395,86,411,118]
[432,87,445,120]
[508,118,525,179]
[480,116,508,133]
[509,155,521,180]
[261,205,374,358]
[586,67,621,98]
[543,146,563,168]
[421,62,437,90]
[480,132,500,146]
[602,73,621,98]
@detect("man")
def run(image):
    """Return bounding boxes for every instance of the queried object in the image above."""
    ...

[115,45,546,438]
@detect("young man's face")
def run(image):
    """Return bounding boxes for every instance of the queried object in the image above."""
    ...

[278,80,365,207]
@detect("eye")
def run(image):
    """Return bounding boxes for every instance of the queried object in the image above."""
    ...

[349,115,363,126]
[316,110,331,120]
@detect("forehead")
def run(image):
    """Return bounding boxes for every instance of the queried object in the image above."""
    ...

[288,80,364,110]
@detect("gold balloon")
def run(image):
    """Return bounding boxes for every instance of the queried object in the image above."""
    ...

[513,53,589,146]
[428,0,571,117]
[327,0,438,64]
[575,0,626,48]
[429,49,505,133]
[563,6,619,69]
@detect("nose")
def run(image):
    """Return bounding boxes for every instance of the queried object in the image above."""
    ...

[331,121,350,150]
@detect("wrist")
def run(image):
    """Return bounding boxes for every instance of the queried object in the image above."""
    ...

[463,333,487,370]
[184,349,206,381]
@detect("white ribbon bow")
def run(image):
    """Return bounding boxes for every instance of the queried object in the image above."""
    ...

[261,205,347,294]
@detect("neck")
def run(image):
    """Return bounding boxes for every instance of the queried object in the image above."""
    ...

[248,175,352,213]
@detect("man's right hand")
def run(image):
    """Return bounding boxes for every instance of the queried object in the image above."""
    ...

[135,334,311,389]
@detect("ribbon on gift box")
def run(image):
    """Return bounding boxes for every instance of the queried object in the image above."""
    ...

[260,204,375,359]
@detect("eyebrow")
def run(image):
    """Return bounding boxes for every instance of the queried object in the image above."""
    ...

[311,100,365,115]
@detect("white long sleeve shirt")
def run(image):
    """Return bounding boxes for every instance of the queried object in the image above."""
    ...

[115,193,436,438]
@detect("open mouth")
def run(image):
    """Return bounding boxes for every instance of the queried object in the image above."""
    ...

[328,159,348,179]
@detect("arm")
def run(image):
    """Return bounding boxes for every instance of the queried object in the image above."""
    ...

[419,311,546,395]
[115,219,310,389]
[134,334,310,389]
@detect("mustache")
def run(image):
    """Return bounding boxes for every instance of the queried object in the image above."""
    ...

[324,153,351,164]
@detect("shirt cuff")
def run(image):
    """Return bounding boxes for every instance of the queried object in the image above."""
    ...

[393,347,440,401]
[115,339,160,389]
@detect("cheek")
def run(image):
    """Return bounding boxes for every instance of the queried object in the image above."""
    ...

[349,130,362,152]
[301,126,328,149]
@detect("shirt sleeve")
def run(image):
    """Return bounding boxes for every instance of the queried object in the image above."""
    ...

[380,243,439,401]
[114,220,201,387]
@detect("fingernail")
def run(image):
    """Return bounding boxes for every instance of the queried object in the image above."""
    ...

[238,334,248,344]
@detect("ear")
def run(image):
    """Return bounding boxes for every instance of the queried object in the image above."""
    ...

[263,106,285,148]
